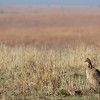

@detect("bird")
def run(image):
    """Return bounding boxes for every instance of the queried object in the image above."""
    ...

[85,58,100,93]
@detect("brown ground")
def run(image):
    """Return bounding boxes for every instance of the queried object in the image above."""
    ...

[0,6,100,46]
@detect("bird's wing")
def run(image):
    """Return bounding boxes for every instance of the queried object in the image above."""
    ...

[93,69,100,84]
[95,69,100,76]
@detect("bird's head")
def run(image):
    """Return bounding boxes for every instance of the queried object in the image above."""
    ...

[85,58,91,63]
[85,58,93,68]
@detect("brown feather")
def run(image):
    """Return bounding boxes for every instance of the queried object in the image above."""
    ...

[85,58,100,92]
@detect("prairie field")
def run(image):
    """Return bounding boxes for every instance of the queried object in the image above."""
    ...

[0,44,100,100]
[0,6,100,99]
[0,6,100,45]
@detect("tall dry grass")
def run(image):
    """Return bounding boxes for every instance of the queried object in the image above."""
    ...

[0,43,100,100]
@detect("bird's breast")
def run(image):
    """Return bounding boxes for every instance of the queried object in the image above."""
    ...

[86,68,93,84]
[86,69,90,79]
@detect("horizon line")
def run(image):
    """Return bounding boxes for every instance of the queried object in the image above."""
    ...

[0,5,100,7]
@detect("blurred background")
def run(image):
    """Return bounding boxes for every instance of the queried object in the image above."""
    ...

[0,0,100,46]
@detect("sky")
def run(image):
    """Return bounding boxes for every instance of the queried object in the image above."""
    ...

[0,0,100,6]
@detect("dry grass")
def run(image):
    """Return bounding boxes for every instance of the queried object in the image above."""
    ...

[0,6,100,99]
[0,6,100,45]
[0,43,100,100]
[0,26,100,46]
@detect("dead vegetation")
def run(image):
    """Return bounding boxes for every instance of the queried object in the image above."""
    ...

[0,6,100,45]
[0,43,100,99]
[0,6,100,99]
